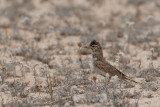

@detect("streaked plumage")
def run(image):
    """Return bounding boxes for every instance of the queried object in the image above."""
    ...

[89,40,137,83]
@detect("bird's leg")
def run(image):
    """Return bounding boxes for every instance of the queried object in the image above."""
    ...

[107,76,111,84]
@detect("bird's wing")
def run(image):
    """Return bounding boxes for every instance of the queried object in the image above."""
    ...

[94,60,127,79]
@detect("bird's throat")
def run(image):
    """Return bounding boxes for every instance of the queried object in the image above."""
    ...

[92,53,103,61]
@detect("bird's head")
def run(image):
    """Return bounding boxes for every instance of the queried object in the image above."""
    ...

[88,40,102,53]
[85,40,103,60]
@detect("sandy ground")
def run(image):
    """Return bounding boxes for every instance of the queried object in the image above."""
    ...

[0,0,160,107]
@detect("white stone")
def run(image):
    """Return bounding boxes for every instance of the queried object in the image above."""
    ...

[73,95,79,103]
[110,75,118,83]
[71,85,78,92]
[100,93,107,103]
[64,102,70,107]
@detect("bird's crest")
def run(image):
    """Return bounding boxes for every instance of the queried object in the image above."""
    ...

[90,40,100,46]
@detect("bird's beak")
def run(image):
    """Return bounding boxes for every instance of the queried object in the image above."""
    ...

[87,46,91,50]
[84,45,91,50]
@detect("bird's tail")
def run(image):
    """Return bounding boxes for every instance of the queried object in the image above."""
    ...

[124,75,138,84]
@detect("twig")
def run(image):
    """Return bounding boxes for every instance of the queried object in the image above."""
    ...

[44,64,53,101]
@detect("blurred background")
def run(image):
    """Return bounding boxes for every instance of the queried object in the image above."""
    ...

[0,0,160,67]
[0,0,160,107]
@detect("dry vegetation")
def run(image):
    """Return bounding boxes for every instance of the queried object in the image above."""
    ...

[0,0,160,107]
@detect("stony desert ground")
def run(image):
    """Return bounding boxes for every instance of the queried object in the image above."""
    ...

[0,0,160,107]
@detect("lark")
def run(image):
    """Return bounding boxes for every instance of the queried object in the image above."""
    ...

[87,40,137,83]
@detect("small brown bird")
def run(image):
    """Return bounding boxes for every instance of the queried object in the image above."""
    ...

[87,40,137,83]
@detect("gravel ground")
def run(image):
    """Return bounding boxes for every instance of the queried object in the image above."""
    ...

[0,0,160,107]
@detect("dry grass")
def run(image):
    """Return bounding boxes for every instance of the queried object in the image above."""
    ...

[0,0,160,107]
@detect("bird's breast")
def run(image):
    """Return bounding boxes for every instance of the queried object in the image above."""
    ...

[93,63,106,77]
